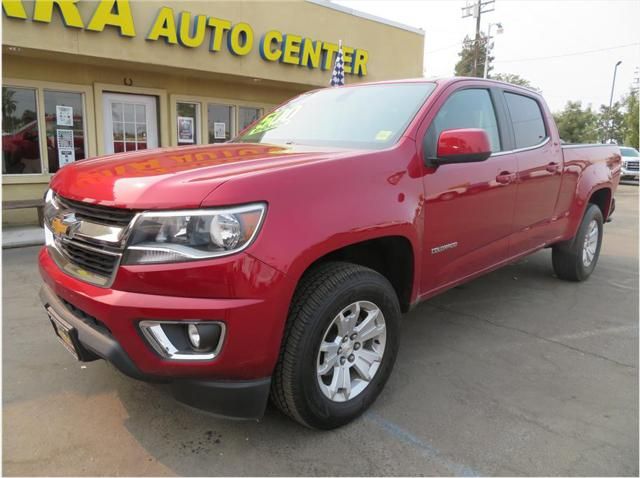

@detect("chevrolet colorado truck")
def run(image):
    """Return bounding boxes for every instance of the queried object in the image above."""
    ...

[39,78,621,429]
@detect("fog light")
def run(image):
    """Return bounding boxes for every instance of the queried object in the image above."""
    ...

[187,324,201,348]
[139,320,224,360]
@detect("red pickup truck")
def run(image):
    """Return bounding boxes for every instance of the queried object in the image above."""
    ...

[39,78,621,429]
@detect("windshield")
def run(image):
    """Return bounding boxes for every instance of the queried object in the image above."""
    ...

[234,82,436,149]
[621,147,639,157]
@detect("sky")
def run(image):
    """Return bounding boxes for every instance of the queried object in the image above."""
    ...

[333,0,640,112]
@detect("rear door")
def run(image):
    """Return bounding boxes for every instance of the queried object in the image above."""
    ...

[501,90,563,253]
[419,86,519,294]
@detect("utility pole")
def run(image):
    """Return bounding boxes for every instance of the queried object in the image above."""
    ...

[462,0,495,76]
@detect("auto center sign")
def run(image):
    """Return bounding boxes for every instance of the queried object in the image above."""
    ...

[2,0,369,76]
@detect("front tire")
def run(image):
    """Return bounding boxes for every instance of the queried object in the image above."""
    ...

[271,262,400,429]
[552,204,604,281]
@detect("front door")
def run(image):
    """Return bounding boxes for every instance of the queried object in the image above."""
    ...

[420,87,519,295]
[103,93,158,154]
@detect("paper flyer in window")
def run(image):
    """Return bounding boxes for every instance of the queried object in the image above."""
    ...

[56,129,75,166]
[214,122,226,140]
[177,116,194,143]
[56,105,73,126]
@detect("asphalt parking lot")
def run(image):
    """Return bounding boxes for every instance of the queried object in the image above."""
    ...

[3,184,638,476]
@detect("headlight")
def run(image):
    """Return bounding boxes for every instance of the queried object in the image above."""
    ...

[123,203,266,265]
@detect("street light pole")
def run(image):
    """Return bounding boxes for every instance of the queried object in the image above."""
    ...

[609,60,622,109]
[607,60,622,143]
[483,22,503,79]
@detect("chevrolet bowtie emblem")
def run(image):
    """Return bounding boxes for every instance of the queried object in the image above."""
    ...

[51,212,81,239]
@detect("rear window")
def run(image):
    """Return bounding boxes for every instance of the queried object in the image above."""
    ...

[504,92,547,149]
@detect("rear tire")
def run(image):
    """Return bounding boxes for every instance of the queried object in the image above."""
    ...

[552,204,603,281]
[271,262,400,429]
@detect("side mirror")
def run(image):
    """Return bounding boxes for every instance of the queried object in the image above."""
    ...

[433,128,492,165]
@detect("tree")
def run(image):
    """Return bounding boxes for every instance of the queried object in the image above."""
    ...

[2,87,17,131]
[454,34,492,78]
[490,73,539,91]
[553,101,599,144]
[597,102,626,144]
[622,88,639,148]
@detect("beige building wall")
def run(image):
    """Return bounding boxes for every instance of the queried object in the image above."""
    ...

[2,0,424,225]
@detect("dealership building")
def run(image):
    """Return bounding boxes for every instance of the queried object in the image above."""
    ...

[1,0,424,225]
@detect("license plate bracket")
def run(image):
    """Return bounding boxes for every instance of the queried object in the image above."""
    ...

[47,307,81,360]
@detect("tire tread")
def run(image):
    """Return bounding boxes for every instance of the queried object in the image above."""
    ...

[271,261,393,427]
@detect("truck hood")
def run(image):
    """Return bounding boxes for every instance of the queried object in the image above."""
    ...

[50,143,355,209]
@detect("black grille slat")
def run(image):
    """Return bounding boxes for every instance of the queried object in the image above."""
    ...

[56,195,136,227]
[60,241,119,276]
[627,161,639,171]
[63,254,112,269]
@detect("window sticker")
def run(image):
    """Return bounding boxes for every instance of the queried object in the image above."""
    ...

[213,122,226,140]
[375,130,393,141]
[246,104,301,136]
[56,105,73,126]
[177,116,194,143]
[56,129,75,166]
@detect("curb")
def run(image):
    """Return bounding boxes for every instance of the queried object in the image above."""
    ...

[2,239,45,249]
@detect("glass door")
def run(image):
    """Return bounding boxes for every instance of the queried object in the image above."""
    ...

[103,93,158,154]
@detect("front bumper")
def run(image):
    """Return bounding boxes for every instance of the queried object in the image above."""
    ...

[40,283,271,418]
[38,246,295,418]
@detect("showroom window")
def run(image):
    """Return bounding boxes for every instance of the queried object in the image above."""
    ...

[172,96,272,146]
[239,106,263,132]
[44,90,87,173]
[176,102,200,146]
[208,104,234,143]
[2,83,89,176]
[2,86,42,174]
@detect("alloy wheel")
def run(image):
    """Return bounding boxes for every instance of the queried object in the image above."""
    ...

[316,301,387,402]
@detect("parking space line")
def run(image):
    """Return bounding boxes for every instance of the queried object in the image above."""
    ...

[365,411,480,477]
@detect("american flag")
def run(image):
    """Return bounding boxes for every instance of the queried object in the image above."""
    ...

[330,40,345,87]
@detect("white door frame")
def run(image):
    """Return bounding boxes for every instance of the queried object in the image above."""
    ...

[102,92,158,154]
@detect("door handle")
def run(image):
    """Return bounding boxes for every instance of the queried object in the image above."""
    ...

[545,161,559,173]
[496,171,515,184]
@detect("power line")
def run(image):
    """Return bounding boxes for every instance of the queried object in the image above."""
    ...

[425,42,463,54]
[494,42,640,64]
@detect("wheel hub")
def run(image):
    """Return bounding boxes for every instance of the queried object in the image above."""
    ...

[316,300,387,403]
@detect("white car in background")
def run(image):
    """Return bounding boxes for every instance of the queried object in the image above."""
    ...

[620,146,639,181]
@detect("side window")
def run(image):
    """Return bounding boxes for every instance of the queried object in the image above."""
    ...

[427,89,501,154]
[504,92,547,149]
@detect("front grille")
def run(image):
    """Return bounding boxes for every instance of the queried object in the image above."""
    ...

[59,240,119,276]
[627,161,639,171]
[48,194,137,285]
[56,195,137,227]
